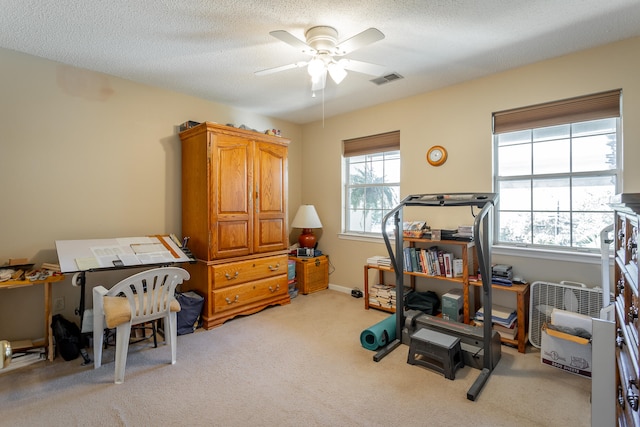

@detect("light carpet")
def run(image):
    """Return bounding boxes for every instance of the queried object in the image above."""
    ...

[0,290,591,426]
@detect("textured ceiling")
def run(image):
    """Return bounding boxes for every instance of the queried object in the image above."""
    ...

[1,0,640,124]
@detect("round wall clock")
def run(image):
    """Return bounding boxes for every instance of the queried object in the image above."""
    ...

[426,145,447,166]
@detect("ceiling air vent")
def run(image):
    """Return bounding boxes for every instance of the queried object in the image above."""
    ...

[370,73,404,85]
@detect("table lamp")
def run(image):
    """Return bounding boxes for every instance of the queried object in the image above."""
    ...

[291,205,323,248]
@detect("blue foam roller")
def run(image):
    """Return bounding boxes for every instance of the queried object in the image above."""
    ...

[360,314,397,350]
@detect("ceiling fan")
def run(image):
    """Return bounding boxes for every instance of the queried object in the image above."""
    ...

[255,26,386,94]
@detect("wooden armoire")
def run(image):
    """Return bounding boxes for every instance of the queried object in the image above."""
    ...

[179,122,290,329]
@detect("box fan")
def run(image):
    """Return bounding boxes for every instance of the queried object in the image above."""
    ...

[528,280,609,348]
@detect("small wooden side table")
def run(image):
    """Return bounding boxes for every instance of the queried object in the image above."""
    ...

[0,274,65,361]
[289,255,329,294]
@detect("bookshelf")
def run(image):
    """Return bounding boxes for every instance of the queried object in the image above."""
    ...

[364,237,478,323]
[364,237,530,353]
[469,281,530,353]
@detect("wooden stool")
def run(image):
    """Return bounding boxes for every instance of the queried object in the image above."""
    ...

[407,328,464,380]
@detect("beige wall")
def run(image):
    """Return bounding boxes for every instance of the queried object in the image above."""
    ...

[0,48,303,340]
[2,36,639,341]
[300,36,640,299]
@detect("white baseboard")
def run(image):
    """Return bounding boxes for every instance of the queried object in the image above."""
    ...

[328,283,352,294]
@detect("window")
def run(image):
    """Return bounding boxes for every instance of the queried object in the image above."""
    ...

[493,90,621,252]
[343,131,400,235]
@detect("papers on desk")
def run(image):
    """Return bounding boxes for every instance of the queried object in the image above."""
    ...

[76,236,179,270]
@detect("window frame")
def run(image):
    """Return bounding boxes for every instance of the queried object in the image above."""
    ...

[492,91,622,253]
[342,131,400,237]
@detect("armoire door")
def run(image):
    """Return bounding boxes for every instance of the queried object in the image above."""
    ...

[211,133,253,259]
[253,140,288,253]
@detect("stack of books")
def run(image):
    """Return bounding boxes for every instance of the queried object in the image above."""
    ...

[366,255,391,267]
[2,348,45,373]
[402,221,429,238]
[452,225,474,241]
[439,229,459,240]
[368,283,397,309]
[369,284,413,310]
[474,304,518,340]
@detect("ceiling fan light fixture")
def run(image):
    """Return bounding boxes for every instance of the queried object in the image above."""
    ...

[327,62,347,84]
[259,26,385,95]
[307,57,325,79]
[311,69,327,92]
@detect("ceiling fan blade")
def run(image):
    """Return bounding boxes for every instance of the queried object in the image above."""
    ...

[338,59,386,76]
[255,61,308,76]
[269,30,315,55]
[333,28,384,56]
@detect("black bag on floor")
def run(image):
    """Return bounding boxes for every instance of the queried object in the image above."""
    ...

[51,314,81,361]
[175,291,204,335]
[405,290,440,315]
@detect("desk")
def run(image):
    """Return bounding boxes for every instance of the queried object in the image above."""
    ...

[55,235,193,273]
[0,274,65,361]
[55,235,195,331]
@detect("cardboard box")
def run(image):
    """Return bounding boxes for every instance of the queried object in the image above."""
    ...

[541,323,592,378]
[441,289,463,322]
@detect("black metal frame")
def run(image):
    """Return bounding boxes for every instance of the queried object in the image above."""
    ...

[374,192,497,401]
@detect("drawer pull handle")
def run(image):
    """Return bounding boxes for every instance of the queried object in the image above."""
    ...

[617,278,625,293]
[628,378,639,411]
[268,263,281,271]
[225,271,239,280]
[268,284,280,293]
[225,295,240,304]
[629,305,638,322]
[619,386,625,409]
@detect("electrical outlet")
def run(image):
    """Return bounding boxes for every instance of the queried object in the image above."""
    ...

[54,297,65,311]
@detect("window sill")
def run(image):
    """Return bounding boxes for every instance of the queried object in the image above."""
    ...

[338,232,393,244]
[492,245,611,266]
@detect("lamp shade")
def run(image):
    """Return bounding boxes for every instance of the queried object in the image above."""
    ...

[292,205,322,249]
[291,205,323,229]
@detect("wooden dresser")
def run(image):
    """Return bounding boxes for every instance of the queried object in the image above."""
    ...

[612,193,640,426]
[179,122,290,329]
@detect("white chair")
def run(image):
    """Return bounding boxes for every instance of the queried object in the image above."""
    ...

[92,267,190,383]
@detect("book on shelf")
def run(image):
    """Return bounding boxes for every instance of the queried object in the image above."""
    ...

[410,247,418,272]
[475,304,516,328]
[367,255,391,267]
[439,229,459,240]
[437,250,445,275]
[368,283,410,309]
[370,283,395,297]
[452,224,474,241]
[443,253,453,278]
[474,319,518,340]
[403,247,412,272]
[453,258,463,277]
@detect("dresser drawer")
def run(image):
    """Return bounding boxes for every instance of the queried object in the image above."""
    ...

[211,254,288,288]
[617,343,640,425]
[213,274,288,313]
